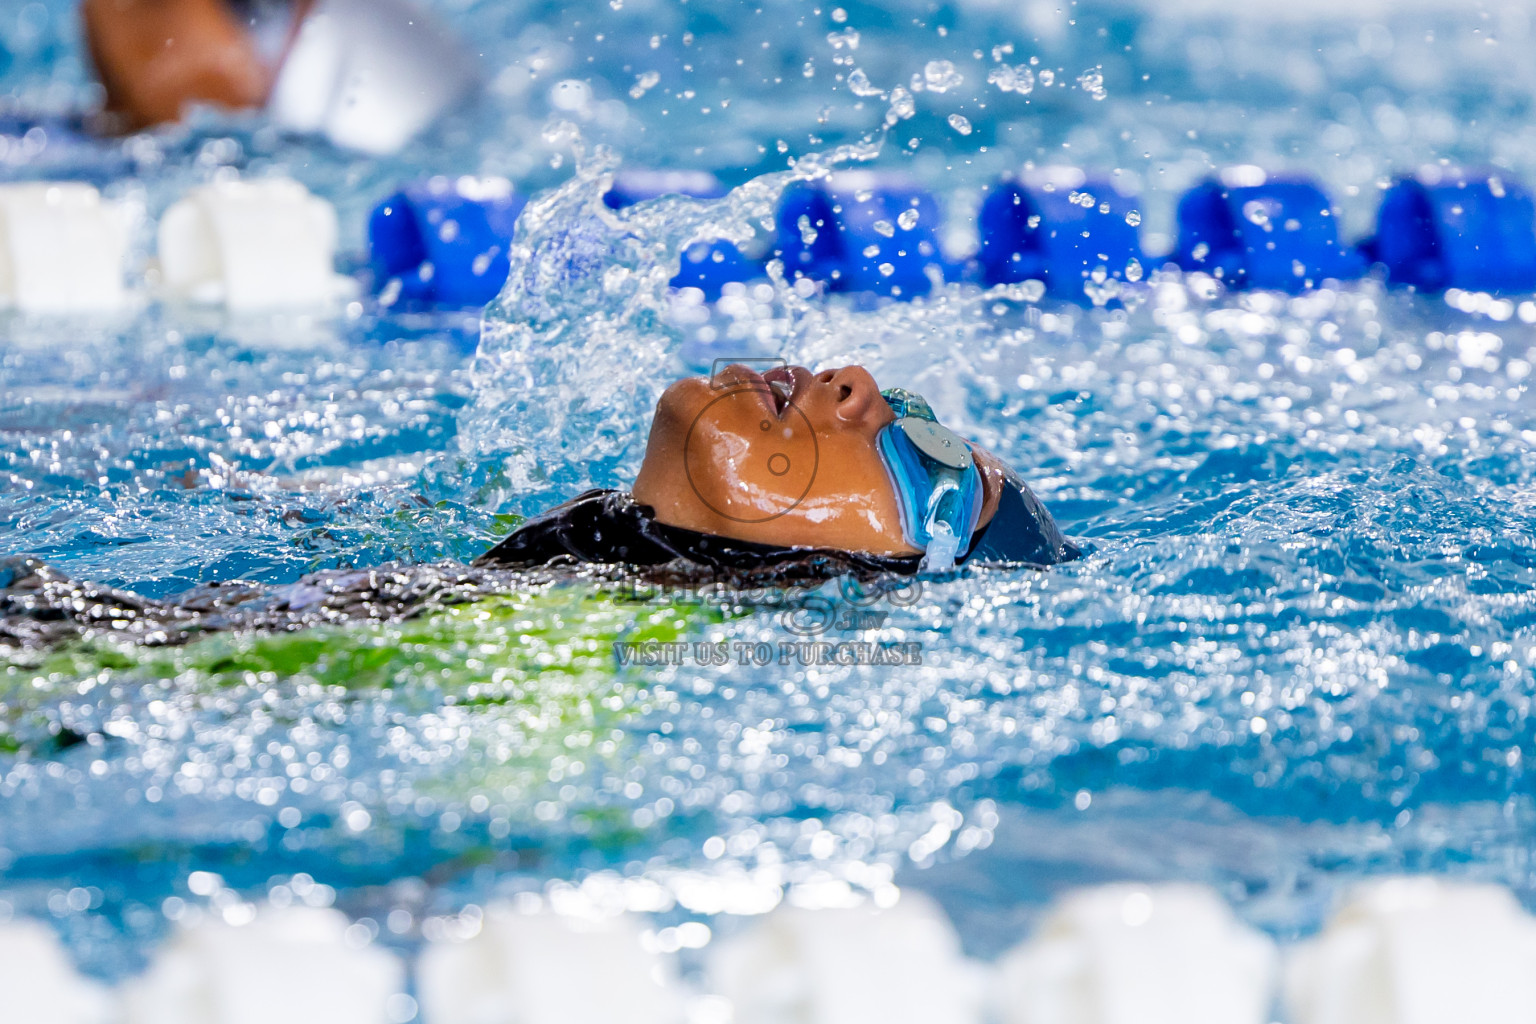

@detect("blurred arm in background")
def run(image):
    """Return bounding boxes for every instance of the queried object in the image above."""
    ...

[80,0,300,131]
[79,0,476,154]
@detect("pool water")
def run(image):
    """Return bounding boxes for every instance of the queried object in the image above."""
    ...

[3,0,1536,982]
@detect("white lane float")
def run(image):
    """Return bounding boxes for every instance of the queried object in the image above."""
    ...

[707,892,988,1024]
[0,183,131,315]
[157,178,349,311]
[1285,876,1536,1024]
[0,917,113,1024]
[994,883,1278,1024]
[417,906,686,1024]
[120,905,407,1024]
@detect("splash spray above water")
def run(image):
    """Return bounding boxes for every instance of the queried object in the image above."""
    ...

[456,121,892,510]
[452,20,1048,514]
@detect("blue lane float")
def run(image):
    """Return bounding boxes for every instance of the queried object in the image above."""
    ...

[664,241,761,299]
[601,169,760,300]
[149,163,1536,314]
[976,172,1145,300]
[774,172,948,298]
[1174,171,1364,292]
[1367,172,1536,294]
[368,176,526,307]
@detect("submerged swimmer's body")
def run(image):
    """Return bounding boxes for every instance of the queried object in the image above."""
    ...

[2,363,1077,647]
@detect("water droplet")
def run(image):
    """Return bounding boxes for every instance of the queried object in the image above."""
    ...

[847,69,883,97]
[1077,65,1106,101]
[1125,210,1142,227]
[629,71,660,99]
[873,220,895,238]
[878,262,896,277]
[1038,69,1055,87]
[986,65,1034,96]
[863,244,880,257]
[947,113,973,136]
[1125,257,1144,282]
[826,28,859,50]
[921,59,964,93]
[1243,200,1273,227]
[898,209,920,230]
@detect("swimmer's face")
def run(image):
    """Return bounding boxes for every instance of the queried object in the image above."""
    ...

[634,364,912,554]
[634,363,1001,557]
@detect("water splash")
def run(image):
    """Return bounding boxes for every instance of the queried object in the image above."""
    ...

[10,0,1536,979]
[456,126,883,511]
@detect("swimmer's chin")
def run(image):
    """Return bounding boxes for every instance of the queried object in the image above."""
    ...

[631,485,923,559]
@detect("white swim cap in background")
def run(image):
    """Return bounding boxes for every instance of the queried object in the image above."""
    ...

[266,0,479,156]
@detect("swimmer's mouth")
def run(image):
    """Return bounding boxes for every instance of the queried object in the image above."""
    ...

[762,365,802,418]
[768,379,792,414]
[713,362,805,418]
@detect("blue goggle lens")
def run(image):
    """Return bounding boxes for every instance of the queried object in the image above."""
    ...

[877,388,983,565]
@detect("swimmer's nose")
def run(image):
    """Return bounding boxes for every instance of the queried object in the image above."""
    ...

[818,365,883,424]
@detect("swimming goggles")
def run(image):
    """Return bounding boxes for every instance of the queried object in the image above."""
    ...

[877,388,984,566]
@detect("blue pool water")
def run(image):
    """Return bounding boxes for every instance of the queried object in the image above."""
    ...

[3,0,1536,982]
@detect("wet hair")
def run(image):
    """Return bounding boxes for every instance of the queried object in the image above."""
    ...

[474,484,1080,581]
[472,490,920,585]
[0,556,561,649]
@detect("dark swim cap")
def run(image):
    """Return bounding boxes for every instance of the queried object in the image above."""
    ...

[474,484,1079,577]
[964,466,1082,566]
